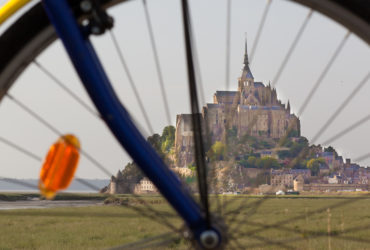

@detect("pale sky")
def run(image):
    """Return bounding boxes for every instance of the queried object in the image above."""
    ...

[0,0,369,179]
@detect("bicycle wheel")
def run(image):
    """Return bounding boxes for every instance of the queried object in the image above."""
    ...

[0,0,369,249]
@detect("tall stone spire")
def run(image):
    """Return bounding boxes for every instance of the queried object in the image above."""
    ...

[244,34,250,66]
[241,34,254,82]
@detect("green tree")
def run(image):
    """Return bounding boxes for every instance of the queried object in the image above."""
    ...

[257,157,280,169]
[208,141,226,161]
[324,146,338,157]
[289,137,309,157]
[277,150,290,159]
[115,162,144,193]
[147,134,163,155]
[307,158,325,176]
[287,130,299,138]
[247,156,257,167]
[238,155,258,168]
[161,125,175,153]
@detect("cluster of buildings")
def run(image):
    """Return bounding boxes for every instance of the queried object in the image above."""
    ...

[268,157,370,193]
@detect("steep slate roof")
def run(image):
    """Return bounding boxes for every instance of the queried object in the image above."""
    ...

[207,103,224,108]
[242,36,254,80]
[322,152,335,157]
[215,91,238,96]
[254,82,264,88]
[244,69,254,79]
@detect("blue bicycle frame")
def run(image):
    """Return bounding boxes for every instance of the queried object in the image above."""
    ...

[41,0,212,243]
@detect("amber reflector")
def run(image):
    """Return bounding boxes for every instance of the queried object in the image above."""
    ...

[39,134,80,199]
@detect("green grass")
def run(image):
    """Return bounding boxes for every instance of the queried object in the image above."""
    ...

[0,192,108,201]
[0,195,369,249]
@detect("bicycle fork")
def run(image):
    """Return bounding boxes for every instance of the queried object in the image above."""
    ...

[41,0,224,248]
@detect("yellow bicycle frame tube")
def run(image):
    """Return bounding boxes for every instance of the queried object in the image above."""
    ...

[0,0,31,25]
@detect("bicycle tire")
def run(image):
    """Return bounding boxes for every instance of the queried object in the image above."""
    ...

[290,0,370,43]
[0,0,369,249]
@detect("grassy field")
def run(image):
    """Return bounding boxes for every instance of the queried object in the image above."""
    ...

[0,194,369,249]
[0,192,107,201]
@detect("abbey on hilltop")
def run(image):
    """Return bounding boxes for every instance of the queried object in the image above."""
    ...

[103,37,370,196]
[175,38,300,167]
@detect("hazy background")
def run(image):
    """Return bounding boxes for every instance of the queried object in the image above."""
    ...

[0,0,369,180]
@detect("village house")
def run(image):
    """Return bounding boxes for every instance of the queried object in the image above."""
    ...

[134,177,158,194]
[270,170,293,187]
[271,169,311,188]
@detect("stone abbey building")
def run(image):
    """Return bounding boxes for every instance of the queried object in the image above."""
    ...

[175,39,300,167]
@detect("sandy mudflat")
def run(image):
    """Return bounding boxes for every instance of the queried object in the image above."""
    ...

[0,199,103,210]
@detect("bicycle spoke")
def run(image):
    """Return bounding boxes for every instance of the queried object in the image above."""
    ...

[6,93,62,135]
[0,135,108,192]
[74,177,104,192]
[354,152,370,162]
[181,0,210,225]
[0,136,178,231]
[274,71,370,171]
[1,1,369,249]
[226,195,271,235]
[0,209,170,219]
[243,233,295,250]
[108,30,154,135]
[5,93,112,177]
[235,221,370,247]
[311,70,370,143]
[3,45,181,244]
[0,177,39,190]
[322,113,370,145]
[225,0,231,90]
[237,194,369,238]
[33,60,100,118]
[192,24,206,108]
[208,163,222,216]
[228,234,246,250]
[249,0,272,64]
[119,198,181,233]
[109,232,180,250]
[218,108,264,209]
[297,31,351,117]
[0,136,42,162]
[79,149,113,177]
[141,0,171,125]
[272,9,313,87]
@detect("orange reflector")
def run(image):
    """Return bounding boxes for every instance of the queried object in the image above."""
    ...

[39,134,80,199]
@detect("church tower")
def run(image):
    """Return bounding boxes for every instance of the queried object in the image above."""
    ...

[239,35,258,106]
[239,35,254,90]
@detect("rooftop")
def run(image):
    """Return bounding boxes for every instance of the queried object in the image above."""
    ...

[215,91,238,96]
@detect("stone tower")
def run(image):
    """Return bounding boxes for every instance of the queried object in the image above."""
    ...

[239,36,254,90]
